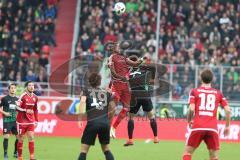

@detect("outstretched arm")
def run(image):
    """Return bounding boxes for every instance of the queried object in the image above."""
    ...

[126,57,143,67]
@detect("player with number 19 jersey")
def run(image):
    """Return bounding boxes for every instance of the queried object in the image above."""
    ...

[188,86,228,132]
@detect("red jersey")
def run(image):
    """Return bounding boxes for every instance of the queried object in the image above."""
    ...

[108,53,130,82]
[188,86,228,132]
[16,92,38,124]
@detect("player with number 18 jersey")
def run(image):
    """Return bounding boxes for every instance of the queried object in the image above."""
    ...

[188,86,228,132]
[183,69,231,160]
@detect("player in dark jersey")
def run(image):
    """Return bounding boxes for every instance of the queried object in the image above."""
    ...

[0,84,19,160]
[78,72,115,160]
[182,69,231,160]
[124,56,159,146]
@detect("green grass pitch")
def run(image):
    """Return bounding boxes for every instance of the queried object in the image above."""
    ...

[0,136,239,160]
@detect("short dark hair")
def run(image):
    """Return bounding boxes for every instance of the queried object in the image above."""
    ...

[25,81,34,87]
[8,83,16,89]
[201,69,213,84]
[129,55,138,62]
[88,72,101,88]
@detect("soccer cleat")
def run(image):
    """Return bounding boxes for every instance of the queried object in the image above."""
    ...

[110,127,116,139]
[153,137,159,144]
[13,152,18,158]
[4,154,8,160]
[30,154,36,160]
[18,157,23,160]
[124,140,134,147]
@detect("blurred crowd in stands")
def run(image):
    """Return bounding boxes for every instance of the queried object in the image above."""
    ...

[76,0,240,101]
[0,0,58,84]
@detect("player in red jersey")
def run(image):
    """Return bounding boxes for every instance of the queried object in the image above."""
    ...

[107,42,143,138]
[182,69,231,160]
[15,81,38,160]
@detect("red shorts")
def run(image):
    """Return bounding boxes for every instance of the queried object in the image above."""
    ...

[186,130,219,150]
[17,123,35,135]
[111,81,131,108]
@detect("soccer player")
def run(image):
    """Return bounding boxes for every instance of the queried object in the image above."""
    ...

[107,42,143,138]
[182,69,231,160]
[0,84,19,159]
[15,81,38,160]
[124,56,159,146]
[78,72,115,160]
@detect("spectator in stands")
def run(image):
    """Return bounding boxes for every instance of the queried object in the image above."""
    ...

[25,70,38,82]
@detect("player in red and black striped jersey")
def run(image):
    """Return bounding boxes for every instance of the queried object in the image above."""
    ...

[182,69,231,160]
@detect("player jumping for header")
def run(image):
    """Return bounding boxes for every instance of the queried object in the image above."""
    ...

[16,81,38,160]
[182,69,231,160]
[124,55,159,146]
[107,41,143,138]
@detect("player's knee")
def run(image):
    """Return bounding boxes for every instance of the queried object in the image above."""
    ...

[184,146,195,155]
[129,113,134,119]
[28,135,34,141]
[3,134,10,139]
[101,144,109,152]
[209,150,218,159]
[18,136,24,142]
[147,111,155,119]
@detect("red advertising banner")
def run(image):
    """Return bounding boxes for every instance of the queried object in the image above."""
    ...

[0,97,239,142]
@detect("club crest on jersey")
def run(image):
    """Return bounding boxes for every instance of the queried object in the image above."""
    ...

[33,98,36,102]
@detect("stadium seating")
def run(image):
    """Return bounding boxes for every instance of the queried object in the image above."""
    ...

[0,0,58,83]
[75,0,240,101]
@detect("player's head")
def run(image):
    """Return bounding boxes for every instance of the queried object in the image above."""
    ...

[201,69,213,84]
[112,42,121,54]
[8,83,16,95]
[88,72,101,88]
[129,55,139,68]
[25,81,35,93]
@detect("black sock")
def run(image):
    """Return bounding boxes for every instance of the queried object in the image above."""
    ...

[78,152,86,160]
[128,119,134,139]
[150,118,158,137]
[104,151,114,160]
[14,139,18,154]
[3,138,8,155]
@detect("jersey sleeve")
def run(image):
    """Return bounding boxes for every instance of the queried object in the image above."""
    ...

[219,92,228,108]
[17,94,25,108]
[188,89,196,104]
[108,55,114,67]
[34,97,39,122]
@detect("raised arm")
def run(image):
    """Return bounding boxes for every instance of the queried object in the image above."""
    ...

[126,57,143,67]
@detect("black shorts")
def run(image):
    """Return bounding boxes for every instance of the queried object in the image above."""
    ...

[81,123,110,146]
[3,121,18,135]
[130,97,153,114]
